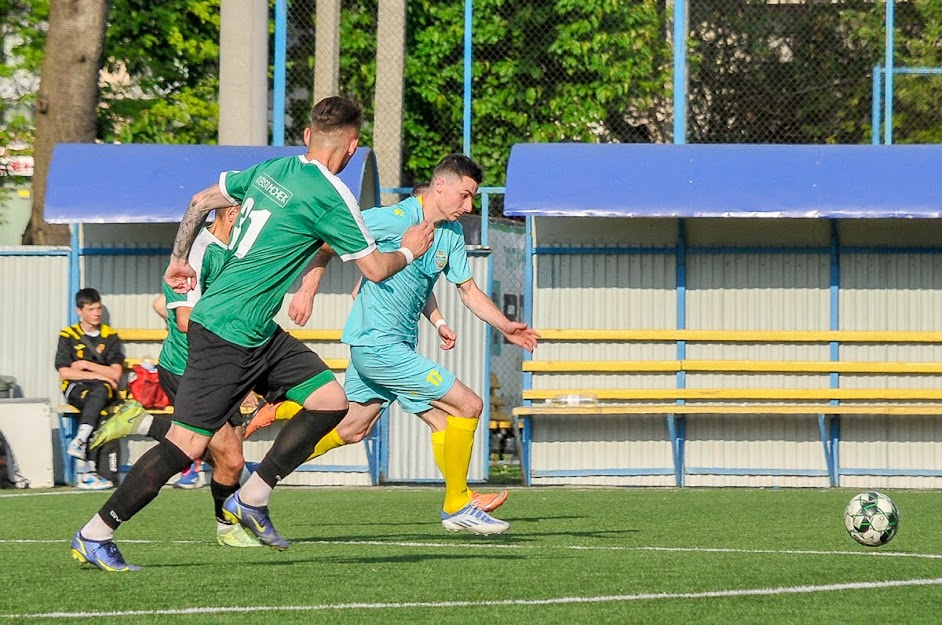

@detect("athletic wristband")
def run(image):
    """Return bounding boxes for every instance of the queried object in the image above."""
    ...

[398,246,415,265]
[434,319,448,330]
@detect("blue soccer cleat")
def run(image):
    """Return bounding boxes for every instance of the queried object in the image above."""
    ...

[222,493,288,551]
[441,503,510,535]
[70,532,141,572]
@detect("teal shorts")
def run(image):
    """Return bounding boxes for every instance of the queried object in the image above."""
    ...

[344,343,456,415]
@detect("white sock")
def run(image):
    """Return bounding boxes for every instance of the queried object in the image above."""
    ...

[80,514,114,542]
[134,413,153,436]
[237,473,273,507]
[76,424,94,443]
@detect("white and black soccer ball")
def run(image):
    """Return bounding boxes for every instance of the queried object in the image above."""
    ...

[844,491,900,547]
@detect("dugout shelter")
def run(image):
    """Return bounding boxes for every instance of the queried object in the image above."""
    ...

[505,143,942,489]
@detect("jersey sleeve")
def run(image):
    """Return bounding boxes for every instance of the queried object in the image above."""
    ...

[444,229,473,284]
[54,334,73,370]
[199,245,228,294]
[219,165,259,206]
[317,201,376,261]
[362,206,409,244]
[103,336,126,367]
[164,280,190,311]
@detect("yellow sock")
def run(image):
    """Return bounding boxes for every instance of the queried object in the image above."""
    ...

[442,415,479,514]
[276,401,303,421]
[306,428,346,462]
[430,430,446,477]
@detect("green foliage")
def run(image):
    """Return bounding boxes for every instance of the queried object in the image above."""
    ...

[98,0,222,144]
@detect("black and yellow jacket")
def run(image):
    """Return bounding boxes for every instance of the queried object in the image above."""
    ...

[54,323,126,392]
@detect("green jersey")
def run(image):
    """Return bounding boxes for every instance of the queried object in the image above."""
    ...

[158,228,228,375]
[190,155,376,347]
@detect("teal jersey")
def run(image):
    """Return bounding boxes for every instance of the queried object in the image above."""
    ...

[191,155,376,347]
[342,197,473,347]
[158,228,228,375]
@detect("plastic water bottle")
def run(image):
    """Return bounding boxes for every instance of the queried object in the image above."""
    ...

[547,393,597,406]
[140,356,157,372]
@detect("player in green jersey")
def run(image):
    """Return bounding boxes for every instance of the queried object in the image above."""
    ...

[71,96,434,571]
[247,155,539,535]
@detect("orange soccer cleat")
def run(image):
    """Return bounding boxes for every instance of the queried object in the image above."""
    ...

[242,402,279,439]
[469,489,509,513]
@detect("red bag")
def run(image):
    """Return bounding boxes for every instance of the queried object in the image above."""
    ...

[128,364,170,409]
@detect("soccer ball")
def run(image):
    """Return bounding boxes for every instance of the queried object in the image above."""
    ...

[844,491,900,547]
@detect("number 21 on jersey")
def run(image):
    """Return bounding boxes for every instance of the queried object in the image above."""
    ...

[229,198,272,259]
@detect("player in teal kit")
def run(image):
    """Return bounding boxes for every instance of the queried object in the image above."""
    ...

[270,154,539,534]
[70,96,434,571]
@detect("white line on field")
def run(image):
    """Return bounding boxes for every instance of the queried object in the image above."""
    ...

[0,490,100,498]
[3,538,942,561]
[4,577,942,620]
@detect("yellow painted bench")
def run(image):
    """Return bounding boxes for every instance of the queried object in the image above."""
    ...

[515,329,942,487]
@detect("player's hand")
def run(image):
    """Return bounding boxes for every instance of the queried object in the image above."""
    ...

[501,322,540,352]
[98,374,118,390]
[400,220,434,260]
[288,291,315,326]
[438,323,457,351]
[164,256,197,293]
[241,392,259,411]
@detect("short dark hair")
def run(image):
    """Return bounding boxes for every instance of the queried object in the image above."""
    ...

[432,154,483,184]
[410,183,429,197]
[75,288,101,309]
[310,96,363,134]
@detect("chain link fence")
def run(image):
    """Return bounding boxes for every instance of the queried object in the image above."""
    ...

[279,0,942,475]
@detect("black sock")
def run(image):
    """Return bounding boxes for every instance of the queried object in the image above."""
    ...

[148,417,171,441]
[97,439,192,530]
[211,479,240,524]
[255,409,347,488]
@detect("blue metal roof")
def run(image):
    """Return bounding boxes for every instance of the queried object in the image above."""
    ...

[504,144,942,219]
[46,143,379,223]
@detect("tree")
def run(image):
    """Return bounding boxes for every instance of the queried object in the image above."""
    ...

[283,0,670,186]
[25,0,111,245]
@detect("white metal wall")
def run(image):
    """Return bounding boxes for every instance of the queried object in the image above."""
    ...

[526,218,942,488]
[0,247,70,402]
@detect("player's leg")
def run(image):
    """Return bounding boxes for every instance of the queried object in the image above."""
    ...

[418,407,508,513]
[66,381,111,461]
[225,330,347,549]
[206,418,260,547]
[71,322,256,571]
[89,366,174,470]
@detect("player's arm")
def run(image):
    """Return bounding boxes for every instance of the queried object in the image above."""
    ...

[353,221,434,283]
[152,295,168,321]
[288,246,336,326]
[174,306,193,333]
[456,279,539,352]
[165,185,236,292]
[422,292,456,350]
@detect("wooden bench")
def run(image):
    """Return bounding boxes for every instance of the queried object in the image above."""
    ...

[514,329,942,487]
[58,331,352,485]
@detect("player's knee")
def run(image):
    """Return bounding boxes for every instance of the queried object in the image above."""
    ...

[338,424,369,443]
[460,394,484,419]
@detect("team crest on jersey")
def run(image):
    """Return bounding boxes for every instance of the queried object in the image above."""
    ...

[254,174,293,207]
[434,250,447,270]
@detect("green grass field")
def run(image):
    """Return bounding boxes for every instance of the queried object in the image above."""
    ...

[3,486,942,624]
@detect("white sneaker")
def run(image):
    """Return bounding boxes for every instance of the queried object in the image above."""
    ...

[77,473,114,491]
[441,503,510,535]
[66,437,87,461]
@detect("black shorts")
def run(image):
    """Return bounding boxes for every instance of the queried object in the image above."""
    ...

[157,365,243,428]
[171,322,334,433]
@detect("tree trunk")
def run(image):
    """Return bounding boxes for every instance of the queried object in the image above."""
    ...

[23,0,111,245]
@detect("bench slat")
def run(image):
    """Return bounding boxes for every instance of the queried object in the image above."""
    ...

[523,388,942,401]
[536,329,942,343]
[116,328,344,342]
[524,360,942,374]
[514,404,942,416]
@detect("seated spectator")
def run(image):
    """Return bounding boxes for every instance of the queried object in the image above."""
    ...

[55,288,126,490]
